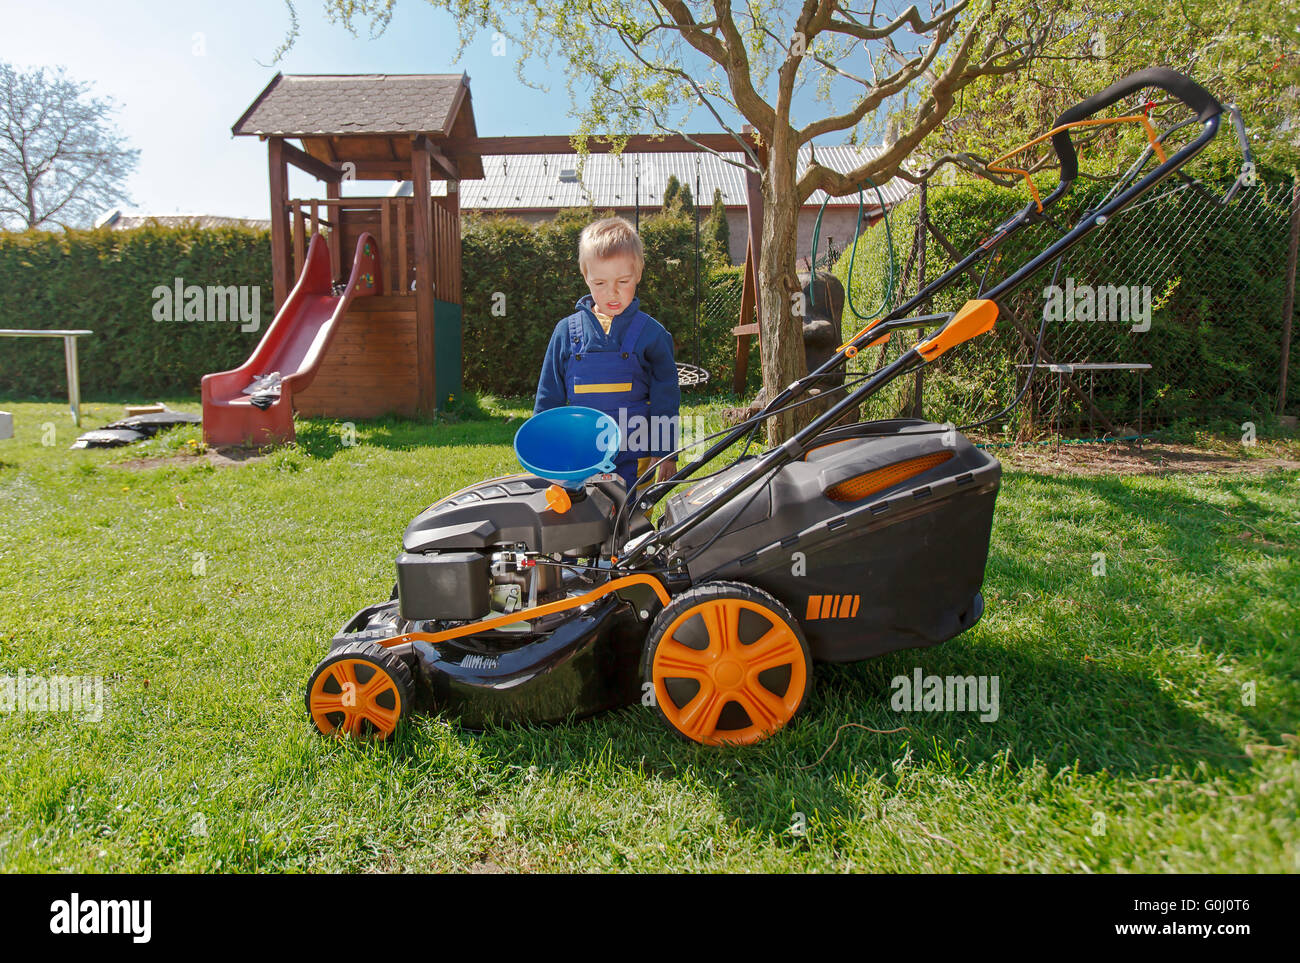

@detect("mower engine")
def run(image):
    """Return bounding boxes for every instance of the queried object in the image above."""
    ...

[394,473,629,621]
[326,473,653,729]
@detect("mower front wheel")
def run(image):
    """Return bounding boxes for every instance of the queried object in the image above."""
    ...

[641,581,812,746]
[305,639,412,740]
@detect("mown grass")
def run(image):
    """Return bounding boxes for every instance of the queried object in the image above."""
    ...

[0,396,1296,873]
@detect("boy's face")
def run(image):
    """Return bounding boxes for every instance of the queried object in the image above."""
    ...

[583,254,641,316]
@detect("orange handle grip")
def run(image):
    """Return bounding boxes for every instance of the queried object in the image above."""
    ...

[915,300,999,362]
[837,317,885,355]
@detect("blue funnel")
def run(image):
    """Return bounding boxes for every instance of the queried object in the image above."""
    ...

[514,406,620,488]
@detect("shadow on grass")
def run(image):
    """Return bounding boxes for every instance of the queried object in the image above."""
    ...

[373,639,1249,841]
[989,471,1294,739]
[366,642,1237,847]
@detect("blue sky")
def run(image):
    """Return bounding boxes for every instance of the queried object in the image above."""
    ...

[2,0,883,220]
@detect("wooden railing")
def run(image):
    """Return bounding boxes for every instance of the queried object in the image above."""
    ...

[287,196,461,304]
[430,200,462,304]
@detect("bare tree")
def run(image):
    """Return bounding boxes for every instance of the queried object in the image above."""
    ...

[0,62,140,231]
[310,0,1059,439]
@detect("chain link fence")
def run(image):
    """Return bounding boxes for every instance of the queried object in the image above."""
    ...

[834,174,1297,439]
[685,173,1295,437]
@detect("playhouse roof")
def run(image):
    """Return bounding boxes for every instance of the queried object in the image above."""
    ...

[233,73,471,137]
[232,73,485,180]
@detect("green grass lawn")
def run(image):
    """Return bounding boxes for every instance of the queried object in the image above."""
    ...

[0,396,1297,873]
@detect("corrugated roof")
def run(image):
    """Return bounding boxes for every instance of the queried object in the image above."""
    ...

[105,214,271,231]
[232,73,468,137]
[455,144,914,210]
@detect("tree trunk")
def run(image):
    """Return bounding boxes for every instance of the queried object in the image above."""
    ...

[756,138,811,443]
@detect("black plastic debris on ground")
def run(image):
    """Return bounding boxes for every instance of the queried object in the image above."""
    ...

[104,411,201,437]
[70,409,201,449]
[69,428,148,449]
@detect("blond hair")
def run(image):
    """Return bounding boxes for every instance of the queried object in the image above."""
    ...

[578,217,644,277]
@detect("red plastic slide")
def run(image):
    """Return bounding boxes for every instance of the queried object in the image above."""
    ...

[202,233,380,447]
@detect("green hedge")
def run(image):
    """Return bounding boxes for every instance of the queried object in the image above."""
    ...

[4,165,1291,424]
[460,208,737,397]
[0,213,743,404]
[0,225,271,399]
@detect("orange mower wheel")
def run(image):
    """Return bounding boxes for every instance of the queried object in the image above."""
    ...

[305,639,412,740]
[641,581,812,746]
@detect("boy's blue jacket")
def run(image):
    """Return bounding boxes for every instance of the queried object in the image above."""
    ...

[534,294,681,457]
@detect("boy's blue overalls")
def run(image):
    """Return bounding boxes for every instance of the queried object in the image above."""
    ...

[565,313,651,490]
[535,295,678,493]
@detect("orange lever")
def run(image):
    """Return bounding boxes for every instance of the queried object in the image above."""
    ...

[844,330,889,359]
[916,300,999,362]
[987,114,1167,212]
[837,317,885,354]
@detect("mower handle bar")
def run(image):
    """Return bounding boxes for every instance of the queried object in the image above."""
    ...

[617,79,1226,568]
[1051,67,1222,184]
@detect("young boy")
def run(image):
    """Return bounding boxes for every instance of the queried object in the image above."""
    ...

[534,217,680,493]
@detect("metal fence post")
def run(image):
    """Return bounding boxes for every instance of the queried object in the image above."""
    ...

[911,179,928,418]
[1278,176,1298,415]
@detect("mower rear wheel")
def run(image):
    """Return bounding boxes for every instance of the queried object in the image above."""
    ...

[642,581,812,746]
[305,639,412,740]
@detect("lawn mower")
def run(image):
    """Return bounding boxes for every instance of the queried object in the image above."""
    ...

[306,69,1249,746]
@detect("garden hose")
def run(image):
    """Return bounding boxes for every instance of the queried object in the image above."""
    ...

[809,174,897,321]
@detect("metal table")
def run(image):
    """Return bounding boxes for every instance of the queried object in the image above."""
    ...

[1016,362,1151,448]
[0,329,94,426]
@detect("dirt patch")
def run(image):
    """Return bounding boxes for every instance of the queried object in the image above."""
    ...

[991,440,1300,477]
[113,446,268,471]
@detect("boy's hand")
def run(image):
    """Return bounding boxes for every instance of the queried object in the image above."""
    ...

[655,459,678,483]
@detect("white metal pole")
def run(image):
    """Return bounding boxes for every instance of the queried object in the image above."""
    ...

[64,335,81,427]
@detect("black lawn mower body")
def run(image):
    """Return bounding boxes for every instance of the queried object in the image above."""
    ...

[330,419,999,730]
[661,419,1000,663]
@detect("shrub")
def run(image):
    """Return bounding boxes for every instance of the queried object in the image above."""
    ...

[0,225,270,399]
